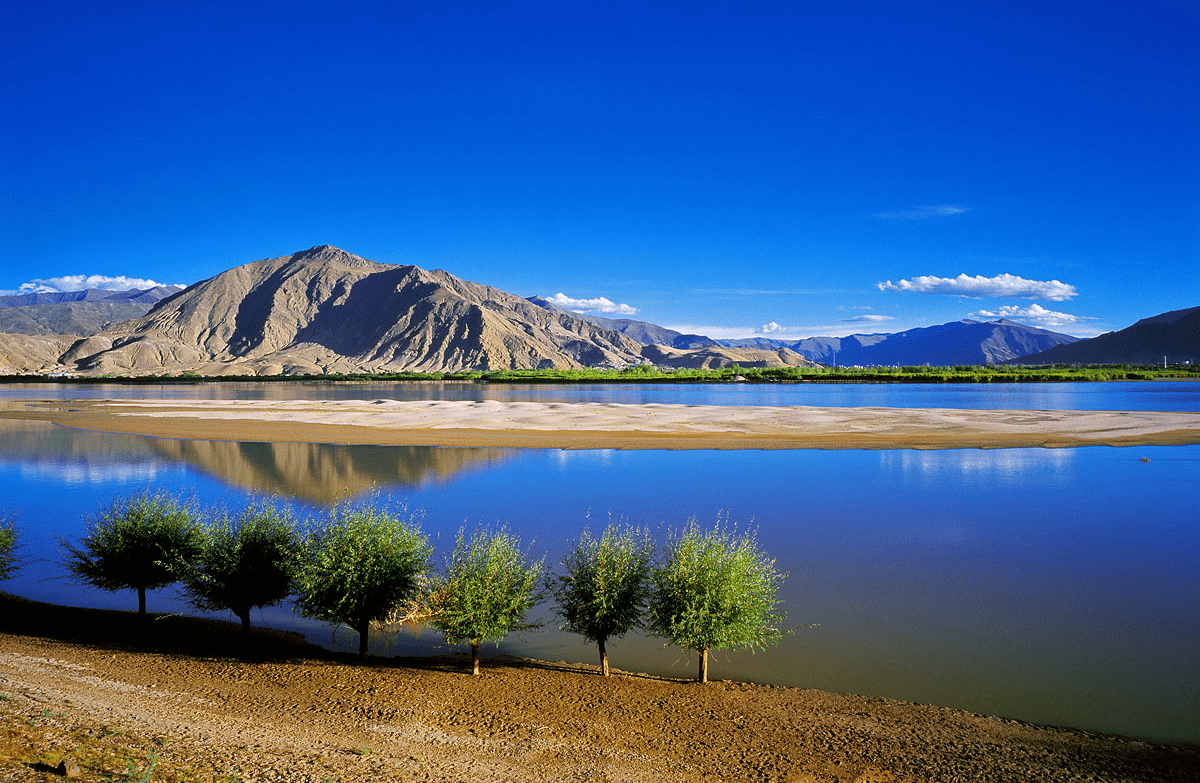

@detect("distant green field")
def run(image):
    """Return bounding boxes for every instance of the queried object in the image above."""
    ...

[3,363,1197,385]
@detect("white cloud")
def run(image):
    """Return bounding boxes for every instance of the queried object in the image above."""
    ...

[877,273,1077,301]
[4,274,176,296]
[872,204,971,220]
[758,321,785,333]
[668,322,885,341]
[840,314,895,324]
[545,292,637,315]
[970,303,1091,329]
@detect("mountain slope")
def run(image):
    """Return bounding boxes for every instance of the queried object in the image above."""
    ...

[57,246,646,375]
[1011,306,1199,365]
[526,297,717,349]
[639,344,820,370]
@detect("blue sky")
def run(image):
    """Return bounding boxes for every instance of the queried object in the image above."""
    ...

[2,1,1196,339]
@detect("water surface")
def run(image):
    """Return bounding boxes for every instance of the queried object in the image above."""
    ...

[3,379,1198,411]
[1,405,1196,743]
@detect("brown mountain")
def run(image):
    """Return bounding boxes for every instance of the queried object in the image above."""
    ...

[147,439,518,501]
[639,343,820,370]
[54,246,647,376]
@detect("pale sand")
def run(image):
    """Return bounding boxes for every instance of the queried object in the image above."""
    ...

[4,397,1200,449]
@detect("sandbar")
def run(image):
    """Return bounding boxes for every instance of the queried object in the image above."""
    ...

[4,397,1200,449]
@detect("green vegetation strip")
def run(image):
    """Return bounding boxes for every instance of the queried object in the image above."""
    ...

[2,363,1198,385]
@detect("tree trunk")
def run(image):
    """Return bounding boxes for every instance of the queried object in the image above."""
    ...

[138,586,146,617]
[599,638,609,677]
[472,642,480,676]
[698,648,709,684]
[239,612,252,638]
[358,622,369,657]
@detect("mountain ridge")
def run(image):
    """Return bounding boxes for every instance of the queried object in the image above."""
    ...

[54,246,648,375]
[0,245,1187,375]
[1011,306,1199,365]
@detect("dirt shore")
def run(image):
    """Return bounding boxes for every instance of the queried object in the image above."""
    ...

[4,398,1200,450]
[2,595,1197,783]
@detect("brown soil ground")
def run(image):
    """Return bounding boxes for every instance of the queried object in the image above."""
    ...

[1,594,1197,783]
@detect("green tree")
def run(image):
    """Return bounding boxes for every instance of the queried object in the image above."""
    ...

[0,514,20,581]
[294,501,432,657]
[646,517,787,683]
[552,522,654,676]
[427,527,545,675]
[183,500,303,637]
[61,489,202,616]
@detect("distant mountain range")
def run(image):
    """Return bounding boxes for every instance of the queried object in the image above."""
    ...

[0,287,182,308]
[1011,306,1199,365]
[531,297,1080,366]
[785,320,1080,366]
[526,296,718,350]
[0,245,1191,375]
[0,286,183,336]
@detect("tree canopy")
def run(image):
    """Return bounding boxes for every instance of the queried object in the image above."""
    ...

[553,522,654,676]
[184,499,303,636]
[294,501,431,656]
[61,489,203,616]
[427,527,545,675]
[646,518,786,683]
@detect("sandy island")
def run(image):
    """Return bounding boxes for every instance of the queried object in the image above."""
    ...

[3,397,1200,450]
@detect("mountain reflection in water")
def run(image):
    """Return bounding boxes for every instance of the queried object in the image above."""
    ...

[0,419,517,502]
[146,439,518,502]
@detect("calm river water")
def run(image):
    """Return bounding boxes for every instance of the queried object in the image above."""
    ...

[1,381,1197,743]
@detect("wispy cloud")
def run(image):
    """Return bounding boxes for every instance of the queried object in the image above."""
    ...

[690,287,817,296]
[667,321,899,341]
[878,273,1077,301]
[872,204,971,220]
[546,292,637,315]
[839,314,895,324]
[2,274,176,296]
[665,324,781,340]
[970,303,1093,329]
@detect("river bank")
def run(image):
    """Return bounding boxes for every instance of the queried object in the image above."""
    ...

[2,594,1196,783]
[5,397,1200,449]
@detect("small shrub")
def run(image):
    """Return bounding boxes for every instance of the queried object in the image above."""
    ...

[0,513,20,581]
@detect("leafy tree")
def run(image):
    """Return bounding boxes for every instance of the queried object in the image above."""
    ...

[553,522,654,676]
[183,499,303,637]
[294,501,432,657]
[61,489,202,616]
[646,517,786,683]
[427,527,545,675]
[0,514,20,581]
